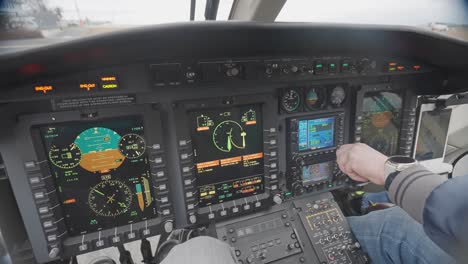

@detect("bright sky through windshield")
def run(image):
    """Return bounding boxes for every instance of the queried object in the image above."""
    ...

[45,0,232,25]
[277,0,468,26]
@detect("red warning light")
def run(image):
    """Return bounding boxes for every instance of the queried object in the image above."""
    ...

[413,65,421,70]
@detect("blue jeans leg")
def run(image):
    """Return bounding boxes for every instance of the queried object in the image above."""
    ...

[347,206,455,264]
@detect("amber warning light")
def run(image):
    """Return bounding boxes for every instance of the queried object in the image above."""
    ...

[34,85,53,94]
[100,76,119,89]
[80,83,96,91]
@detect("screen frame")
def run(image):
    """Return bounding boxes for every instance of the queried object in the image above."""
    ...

[17,104,172,251]
[188,104,266,207]
[289,112,344,156]
[413,103,453,170]
[173,93,278,223]
[36,116,157,236]
[354,83,418,157]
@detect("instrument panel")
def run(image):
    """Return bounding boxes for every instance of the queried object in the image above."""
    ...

[1,55,425,263]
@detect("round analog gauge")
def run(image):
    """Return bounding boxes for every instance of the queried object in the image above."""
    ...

[281,89,301,112]
[305,88,324,110]
[330,86,346,107]
[212,120,246,152]
[88,180,132,217]
[119,134,146,159]
[48,143,82,169]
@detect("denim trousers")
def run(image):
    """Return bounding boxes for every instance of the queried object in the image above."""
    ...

[347,192,456,264]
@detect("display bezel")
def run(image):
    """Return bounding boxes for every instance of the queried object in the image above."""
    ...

[289,112,344,156]
[36,116,156,236]
[354,84,406,156]
[18,104,172,257]
[188,104,266,207]
[173,93,277,223]
[413,103,453,171]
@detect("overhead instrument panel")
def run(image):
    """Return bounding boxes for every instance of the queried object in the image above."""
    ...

[39,118,156,235]
[190,105,265,207]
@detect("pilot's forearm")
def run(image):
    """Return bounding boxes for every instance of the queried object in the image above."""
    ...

[386,164,447,223]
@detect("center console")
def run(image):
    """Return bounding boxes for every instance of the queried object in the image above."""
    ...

[216,192,369,264]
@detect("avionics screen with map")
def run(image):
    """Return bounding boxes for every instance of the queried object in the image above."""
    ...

[189,105,264,207]
[361,91,402,156]
[39,117,156,235]
[298,117,335,152]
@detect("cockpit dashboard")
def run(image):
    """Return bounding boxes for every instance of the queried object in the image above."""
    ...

[0,22,467,264]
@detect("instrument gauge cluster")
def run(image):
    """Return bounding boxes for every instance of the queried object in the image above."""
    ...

[279,85,348,114]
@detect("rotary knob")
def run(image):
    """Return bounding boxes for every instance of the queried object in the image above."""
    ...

[293,156,305,167]
[292,182,304,196]
[226,67,240,77]
[273,194,283,205]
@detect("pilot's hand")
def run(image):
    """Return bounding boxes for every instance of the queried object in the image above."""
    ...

[336,143,388,185]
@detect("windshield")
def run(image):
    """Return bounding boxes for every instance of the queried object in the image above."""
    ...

[0,0,232,54]
[1,0,467,55]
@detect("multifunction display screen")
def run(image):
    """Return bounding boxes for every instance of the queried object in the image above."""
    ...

[361,91,402,156]
[302,161,333,183]
[39,117,156,235]
[298,117,335,152]
[189,105,264,207]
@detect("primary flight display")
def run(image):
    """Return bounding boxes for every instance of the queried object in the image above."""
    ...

[40,117,156,235]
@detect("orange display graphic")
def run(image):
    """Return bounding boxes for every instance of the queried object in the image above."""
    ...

[243,152,263,161]
[79,149,125,172]
[245,120,257,125]
[241,186,255,193]
[63,198,76,204]
[196,160,220,169]
[197,126,210,131]
[371,111,393,128]
[220,156,242,165]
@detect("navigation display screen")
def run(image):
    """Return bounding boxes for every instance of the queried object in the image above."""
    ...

[415,109,452,161]
[39,117,156,235]
[302,161,333,183]
[361,91,402,156]
[189,105,264,207]
[298,117,335,152]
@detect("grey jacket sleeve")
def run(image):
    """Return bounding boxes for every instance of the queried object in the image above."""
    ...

[387,164,447,223]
